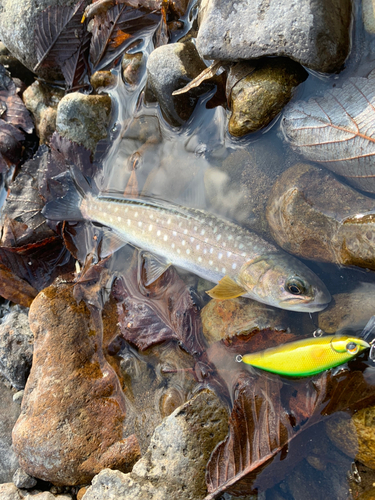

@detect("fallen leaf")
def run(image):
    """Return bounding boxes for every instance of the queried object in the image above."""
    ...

[281,68,375,193]
[89,3,161,70]
[112,252,206,356]
[34,0,91,88]
[0,263,38,307]
[110,29,131,48]
[0,120,25,165]
[172,60,223,96]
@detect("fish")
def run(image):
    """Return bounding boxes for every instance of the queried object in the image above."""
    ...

[42,174,331,312]
[240,335,370,377]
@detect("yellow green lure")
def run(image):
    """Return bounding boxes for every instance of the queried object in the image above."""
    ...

[238,335,370,377]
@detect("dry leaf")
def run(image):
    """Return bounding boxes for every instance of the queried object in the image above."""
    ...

[281,69,375,193]
[172,60,223,96]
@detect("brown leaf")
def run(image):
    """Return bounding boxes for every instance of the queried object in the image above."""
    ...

[89,3,161,70]
[0,263,38,307]
[112,252,206,356]
[172,61,223,96]
[0,120,24,165]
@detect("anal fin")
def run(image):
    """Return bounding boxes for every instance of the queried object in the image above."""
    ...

[142,252,171,286]
[206,275,246,300]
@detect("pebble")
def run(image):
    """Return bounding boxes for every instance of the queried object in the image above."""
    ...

[12,468,37,489]
[0,378,20,483]
[363,0,375,33]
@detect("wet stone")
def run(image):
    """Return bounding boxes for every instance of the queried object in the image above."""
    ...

[122,53,145,87]
[82,390,229,500]
[90,71,117,91]
[23,81,64,145]
[228,59,307,137]
[201,296,287,344]
[318,287,375,334]
[196,0,351,73]
[363,0,375,33]
[56,93,112,153]
[266,163,375,270]
[0,377,20,483]
[0,305,33,389]
[12,284,140,486]
[145,41,211,127]
[12,467,37,489]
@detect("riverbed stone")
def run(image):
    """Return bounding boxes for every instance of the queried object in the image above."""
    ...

[266,163,375,269]
[363,0,375,33]
[12,467,37,489]
[56,93,112,153]
[196,0,351,73]
[0,305,33,389]
[122,53,145,87]
[12,284,140,486]
[23,81,64,145]
[82,390,228,500]
[0,483,22,500]
[0,378,20,483]
[228,59,307,137]
[145,42,210,127]
[318,287,375,334]
[0,0,91,81]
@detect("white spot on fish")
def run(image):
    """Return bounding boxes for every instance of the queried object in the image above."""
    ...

[222,267,226,273]
[150,214,153,219]
[115,207,118,213]
[179,221,183,227]
[190,237,195,243]
[232,263,237,270]
[217,234,221,241]
[163,235,168,241]
[241,252,247,257]
[209,260,213,266]
[186,249,190,254]
[194,226,197,231]
[196,244,200,250]
[183,229,188,235]
[99,207,103,212]
[218,253,223,259]
[177,248,181,254]
[107,204,111,210]
[200,229,205,236]
[213,227,217,233]
[125,207,128,213]
[138,221,142,227]
[239,243,244,250]
[157,230,161,237]
[167,218,171,224]
[227,251,232,258]
[172,243,175,249]
[173,231,177,236]
[149,225,153,231]
[198,256,202,263]
[109,217,113,222]
[215,267,219,271]
[228,235,233,240]
[203,249,207,254]
[118,216,121,222]
[182,240,186,246]
[134,212,138,217]
[127,220,131,226]
[210,248,213,254]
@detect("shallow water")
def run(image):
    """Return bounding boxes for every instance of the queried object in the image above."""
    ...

[72,0,375,498]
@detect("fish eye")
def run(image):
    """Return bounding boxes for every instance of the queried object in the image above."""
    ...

[346,342,359,354]
[285,278,306,295]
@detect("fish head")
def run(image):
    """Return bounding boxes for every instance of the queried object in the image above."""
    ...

[331,336,370,357]
[238,253,331,312]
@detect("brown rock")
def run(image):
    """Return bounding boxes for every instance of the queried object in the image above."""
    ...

[266,163,375,269]
[90,71,116,91]
[358,487,375,500]
[318,287,375,334]
[201,296,287,344]
[12,284,140,486]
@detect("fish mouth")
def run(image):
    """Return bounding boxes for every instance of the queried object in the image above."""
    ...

[281,296,330,312]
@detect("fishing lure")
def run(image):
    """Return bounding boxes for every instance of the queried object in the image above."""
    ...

[236,335,370,377]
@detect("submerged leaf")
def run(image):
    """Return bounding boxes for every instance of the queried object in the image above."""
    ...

[282,69,375,193]
[89,3,161,70]
[112,252,206,356]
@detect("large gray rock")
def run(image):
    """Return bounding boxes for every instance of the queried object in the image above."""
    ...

[196,0,352,73]
[82,390,228,500]
[0,378,21,483]
[0,306,33,389]
[146,42,210,127]
[0,0,90,80]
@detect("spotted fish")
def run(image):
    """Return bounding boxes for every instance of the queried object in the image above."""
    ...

[42,178,331,312]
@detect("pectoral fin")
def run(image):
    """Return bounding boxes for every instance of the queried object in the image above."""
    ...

[142,252,171,286]
[206,276,247,300]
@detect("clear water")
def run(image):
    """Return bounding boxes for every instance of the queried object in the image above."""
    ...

[80,0,375,498]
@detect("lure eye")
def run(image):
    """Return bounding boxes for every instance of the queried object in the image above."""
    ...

[346,342,359,354]
[285,278,306,296]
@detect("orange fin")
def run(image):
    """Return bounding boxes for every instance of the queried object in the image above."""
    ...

[206,276,246,300]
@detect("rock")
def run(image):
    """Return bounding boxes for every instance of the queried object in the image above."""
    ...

[12,391,24,404]
[12,467,37,489]
[122,53,145,87]
[145,42,211,127]
[326,407,375,470]
[0,305,33,389]
[56,93,112,153]
[0,378,20,483]
[90,71,116,91]
[363,0,375,33]
[201,296,287,344]
[196,0,351,73]
[77,487,89,500]
[12,284,140,486]
[204,143,288,237]
[0,483,22,500]
[0,0,90,81]
[266,163,375,269]
[23,81,64,145]
[318,286,375,334]
[358,487,375,500]
[82,390,228,500]
[228,59,307,137]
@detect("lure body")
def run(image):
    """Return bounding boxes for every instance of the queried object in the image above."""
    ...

[241,336,370,377]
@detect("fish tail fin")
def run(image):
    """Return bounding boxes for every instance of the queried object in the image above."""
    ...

[42,175,84,222]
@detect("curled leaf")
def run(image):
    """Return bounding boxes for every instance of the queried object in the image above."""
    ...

[172,60,223,96]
